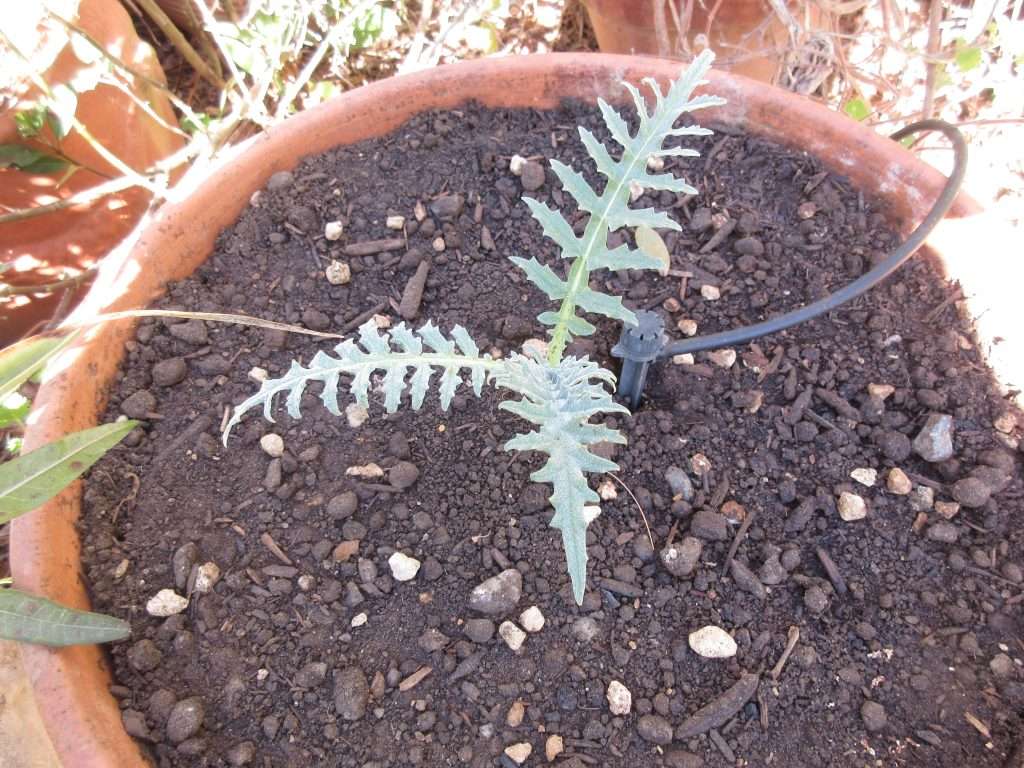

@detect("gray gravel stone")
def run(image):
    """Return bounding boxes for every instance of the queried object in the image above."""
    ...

[664,466,694,501]
[166,697,205,743]
[803,585,828,615]
[572,616,600,643]
[152,358,187,386]
[168,320,208,345]
[121,390,156,419]
[464,618,495,643]
[926,521,959,543]
[913,413,954,462]
[520,161,545,191]
[637,714,674,745]
[951,477,991,508]
[327,491,358,520]
[390,461,420,489]
[334,667,369,721]
[689,510,729,541]
[468,569,522,615]
[660,537,702,578]
[127,639,163,672]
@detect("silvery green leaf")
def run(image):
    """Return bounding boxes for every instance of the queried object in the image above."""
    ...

[0,589,130,646]
[224,320,496,441]
[495,356,629,603]
[514,50,725,358]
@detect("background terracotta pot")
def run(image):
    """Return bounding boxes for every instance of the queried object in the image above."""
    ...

[582,0,815,83]
[12,53,1000,767]
[0,0,183,345]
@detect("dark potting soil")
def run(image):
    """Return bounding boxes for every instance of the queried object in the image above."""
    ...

[80,99,1023,768]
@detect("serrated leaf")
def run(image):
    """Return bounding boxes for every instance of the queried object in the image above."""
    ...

[0,420,137,523]
[0,589,129,646]
[635,225,671,275]
[225,320,496,440]
[0,331,79,401]
[495,356,629,603]
[515,50,725,359]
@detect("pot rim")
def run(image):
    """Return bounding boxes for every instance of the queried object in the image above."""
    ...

[11,52,981,767]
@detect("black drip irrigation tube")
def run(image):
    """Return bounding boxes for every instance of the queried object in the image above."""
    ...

[612,119,968,408]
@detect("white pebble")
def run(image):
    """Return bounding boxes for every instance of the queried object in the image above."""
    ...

[432,236,446,252]
[346,462,384,478]
[509,154,527,176]
[867,382,894,400]
[708,349,736,368]
[193,562,220,594]
[372,314,391,329]
[598,479,618,501]
[690,453,712,475]
[351,612,368,627]
[688,625,737,658]
[346,403,369,428]
[519,606,545,633]
[146,589,188,617]
[499,621,527,651]
[838,491,867,521]
[606,679,632,715]
[248,366,268,382]
[646,155,665,171]
[386,215,405,230]
[629,179,644,202]
[672,353,695,365]
[504,742,532,765]
[677,318,698,336]
[850,467,877,487]
[701,284,721,301]
[325,259,351,285]
[324,220,344,240]
[388,551,421,582]
[260,433,284,458]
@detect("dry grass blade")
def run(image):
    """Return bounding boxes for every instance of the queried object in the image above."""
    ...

[605,471,655,550]
[68,309,346,339]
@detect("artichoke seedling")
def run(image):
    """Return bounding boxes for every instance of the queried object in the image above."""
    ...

[225,51,725,603]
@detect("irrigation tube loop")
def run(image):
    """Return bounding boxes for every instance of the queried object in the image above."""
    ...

[614,119,967,407]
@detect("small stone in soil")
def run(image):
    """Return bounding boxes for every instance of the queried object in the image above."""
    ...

[688,626,737,658]
[637,714,674,745]
[193,562,220,594]
[926,521,959,543]
[464,618,495,643]
[388,552,421,581]
[226,742,256,766]
[168,320,208,345]
[545,734,564,761]
[606,680,632,715]
[689,509,728,541]
[951,477,991,508]
[325,259,351,285]
[259,434,284,458]
[146,589,188,617]
[886,468,912,495]
[707,349,736,368]
[468,568,522,615]
[661,537,702,578]
[345,403,368,428]
[520,160,545,191]
[504,742,532,765]
[324,221,344,240]
[860,700,887,732]
[166,697,205,743]
[837,492,867,521]
[327,491,358,520]
[121,390,156,419]
[664,465,694,500]
[334,667,369,721]
[519,605,545,633]
[803,585,829,614]
[913,413,955,463]
[389,460,420,489]
[499,621,526,651]
[152,358,187,387]
[850,468,877,487]
[700,284,721,300]
[572,616,600,643]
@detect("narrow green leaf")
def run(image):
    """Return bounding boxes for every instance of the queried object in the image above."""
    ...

[0,589,129,646]
[843,98,870,121]
[509,257,568,300]
[0,421,138,523]
[0,145,69,175]
[0,331,79,401]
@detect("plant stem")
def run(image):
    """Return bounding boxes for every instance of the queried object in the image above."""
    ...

[132,0,227,90]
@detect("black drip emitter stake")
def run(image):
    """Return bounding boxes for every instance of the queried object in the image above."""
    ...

[610,310,668,409]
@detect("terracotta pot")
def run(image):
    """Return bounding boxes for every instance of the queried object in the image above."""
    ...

[13,53,1005,767]
[582,0,811,82]
[0,0,183,345]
